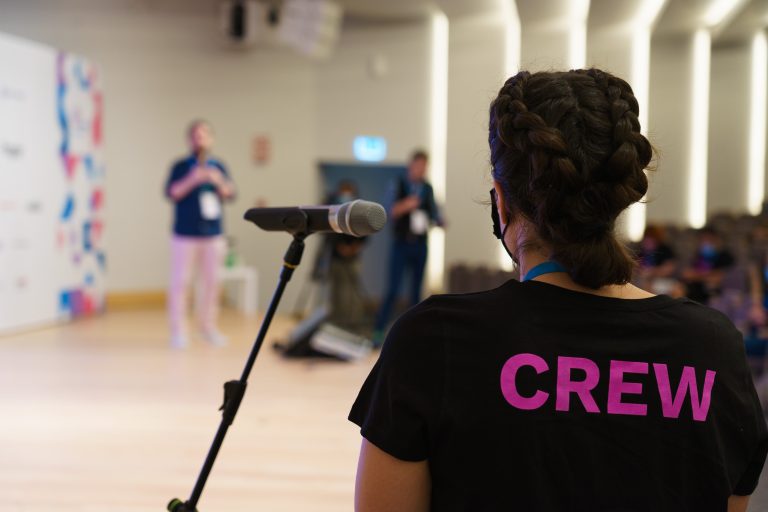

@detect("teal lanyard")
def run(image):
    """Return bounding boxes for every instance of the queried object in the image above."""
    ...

[522,261,567,282]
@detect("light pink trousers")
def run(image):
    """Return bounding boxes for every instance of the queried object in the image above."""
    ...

[168,235,226,337]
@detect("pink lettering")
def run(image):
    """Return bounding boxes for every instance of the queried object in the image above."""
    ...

[500,353,550,410]
[499,354,717,422]
[556,357,600,413]
[653,364,717,422]
[607,360,648,416]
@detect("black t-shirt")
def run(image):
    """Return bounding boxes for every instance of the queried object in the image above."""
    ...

[349,280,768,511]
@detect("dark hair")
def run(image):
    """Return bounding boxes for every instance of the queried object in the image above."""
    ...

[643,224,666,243]
[411,149,429,163]
[489,69,653,289]
[337,179,358,194]
[698,225,720,238]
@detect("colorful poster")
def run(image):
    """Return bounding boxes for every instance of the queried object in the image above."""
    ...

[0,32,105,334]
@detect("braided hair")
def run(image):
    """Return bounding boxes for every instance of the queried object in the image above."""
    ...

[489,69,653,289]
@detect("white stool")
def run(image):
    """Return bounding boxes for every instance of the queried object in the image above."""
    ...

[220,265,258,315]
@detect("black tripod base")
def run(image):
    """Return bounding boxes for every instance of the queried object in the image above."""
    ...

[168,498,198,512]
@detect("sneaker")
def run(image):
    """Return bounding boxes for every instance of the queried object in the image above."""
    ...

[200,329,228,347]
[170,333,189,349]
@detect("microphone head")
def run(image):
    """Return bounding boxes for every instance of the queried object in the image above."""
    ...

[339,200,387,236]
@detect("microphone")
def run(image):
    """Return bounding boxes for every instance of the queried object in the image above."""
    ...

[244,199,387,237]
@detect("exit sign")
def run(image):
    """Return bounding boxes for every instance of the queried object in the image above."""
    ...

[353,136,387,162]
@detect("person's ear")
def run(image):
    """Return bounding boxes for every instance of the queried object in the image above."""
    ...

[493,181,509,224]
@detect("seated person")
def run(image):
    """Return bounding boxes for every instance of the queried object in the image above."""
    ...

[747,222,768,331]
[682,226,735,304]
[635,224,678,294]
[314,181,369,331]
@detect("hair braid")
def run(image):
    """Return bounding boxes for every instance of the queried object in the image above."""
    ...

[489,69,655,288]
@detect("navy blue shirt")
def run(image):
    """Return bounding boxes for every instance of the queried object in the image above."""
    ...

[165,155,233,237]
[389,178,442,241]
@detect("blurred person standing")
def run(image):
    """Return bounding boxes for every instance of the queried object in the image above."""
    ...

[373,150,443,345]
[165,120,235,348]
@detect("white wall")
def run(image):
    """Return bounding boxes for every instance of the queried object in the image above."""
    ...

[0,0,319,308]
[6,0,763,309]
[517,0,578,71]
[587,26,643,240]
[317,17,511,275]
[587,27,634,79]
[646,32,764,227]
[445,14,506,268]
[708,43,751,215]
[315,20,431,162]
[0,1,448,308]
[521,28,572,71]
[646,35,694,225]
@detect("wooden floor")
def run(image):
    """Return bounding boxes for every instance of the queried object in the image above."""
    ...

[0,309,373,511]
[3,309,768,511]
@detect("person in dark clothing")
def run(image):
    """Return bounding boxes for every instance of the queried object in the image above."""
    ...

[682,226,735,304]
[350,69,767,512]
[326,181,368,331]
[635,224,680,296]
[372,150,443,344]
[747,222,768,330]
[637,224,676,272]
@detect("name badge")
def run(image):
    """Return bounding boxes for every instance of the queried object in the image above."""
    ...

[200,191,221,220]
[410,209,429,235]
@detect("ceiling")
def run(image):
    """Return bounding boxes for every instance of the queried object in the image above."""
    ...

[128,0,768,41]
[587,0,646,28]
[336,0,767,41]
[718,0,768,43]
[335,0,501,21]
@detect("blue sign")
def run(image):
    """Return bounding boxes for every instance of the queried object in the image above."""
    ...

[353,136,387,162]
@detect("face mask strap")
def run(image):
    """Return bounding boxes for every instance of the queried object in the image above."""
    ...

[490,188,518,265]
[490,189,503,240]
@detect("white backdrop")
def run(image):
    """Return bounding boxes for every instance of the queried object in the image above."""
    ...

[0,31,105,334]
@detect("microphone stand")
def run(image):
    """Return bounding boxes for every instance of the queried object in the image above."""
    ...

[168,211,310,512]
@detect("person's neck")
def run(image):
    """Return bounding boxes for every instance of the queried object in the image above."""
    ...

[517,249,654,300]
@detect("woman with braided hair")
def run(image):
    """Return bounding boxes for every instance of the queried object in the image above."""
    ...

[349,69,767,512]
